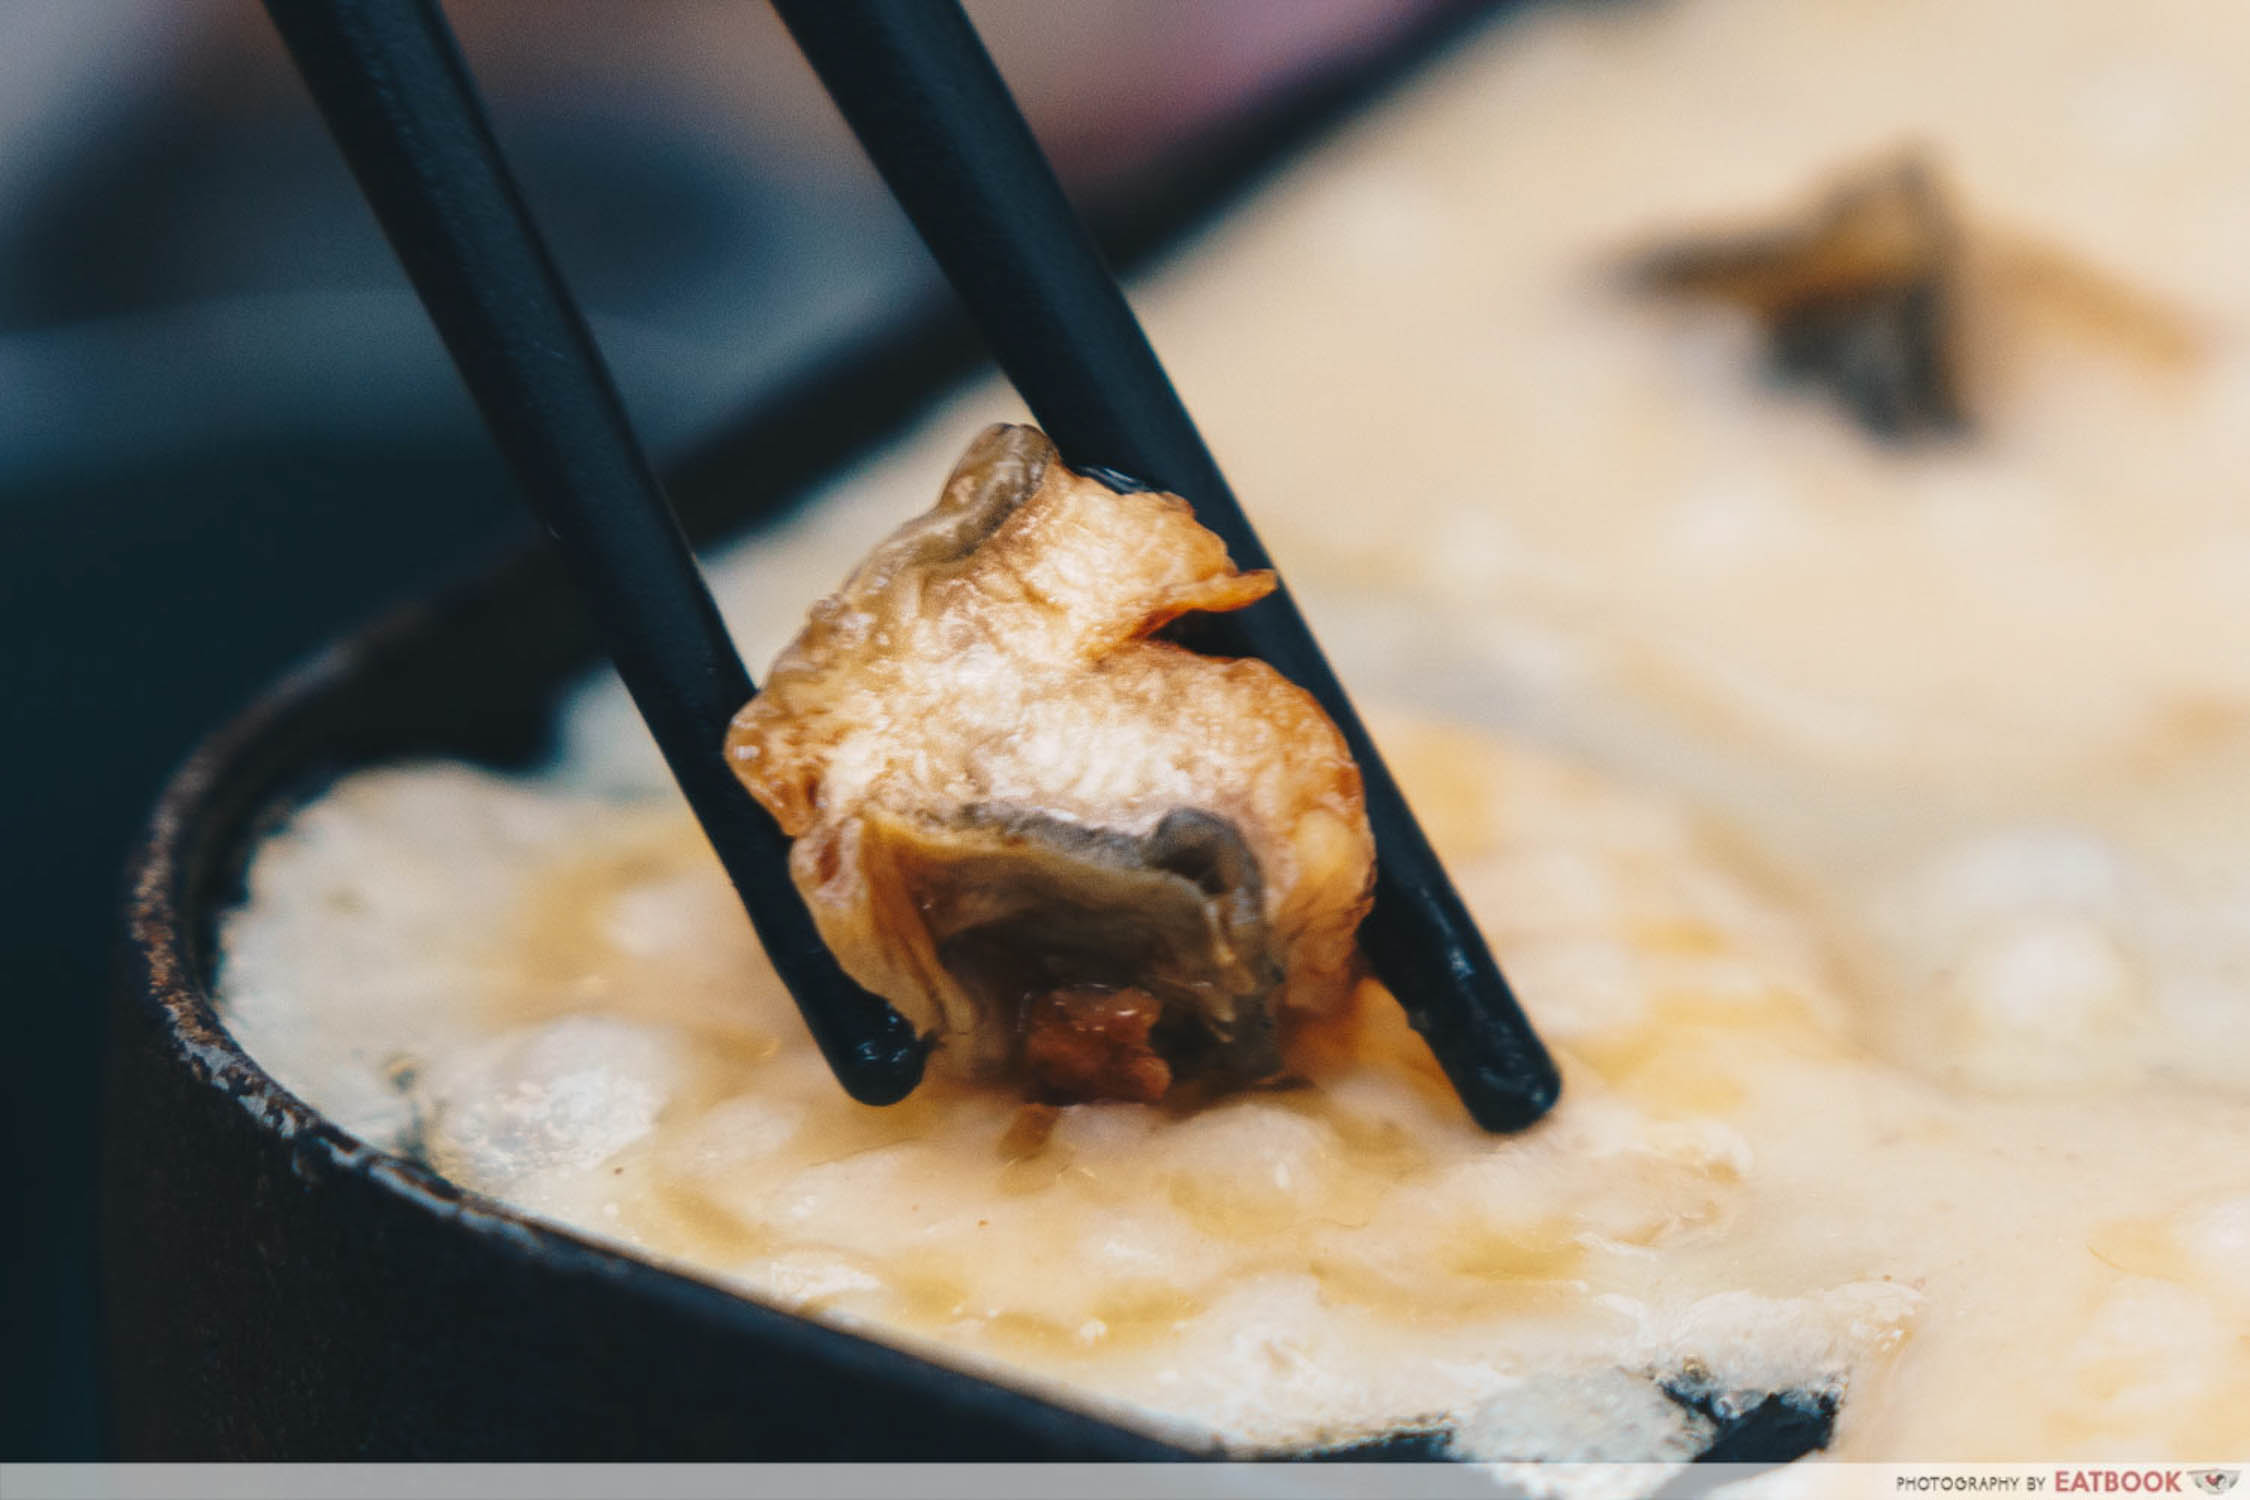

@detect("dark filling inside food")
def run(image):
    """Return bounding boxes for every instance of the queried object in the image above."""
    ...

[1631,153,1966,442]
[1020,989,1173,1103]
[897,805,1288,1100]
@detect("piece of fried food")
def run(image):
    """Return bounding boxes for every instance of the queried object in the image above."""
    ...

[726,424,1375,1098]
[1630,152,1968,440]
[1628,150,2203,443]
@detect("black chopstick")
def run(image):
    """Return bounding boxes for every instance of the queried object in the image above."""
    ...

[263,0,926,1105]
[775,0,1561,1132]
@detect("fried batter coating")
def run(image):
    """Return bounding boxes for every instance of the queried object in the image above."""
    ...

[726,424,1375,1095]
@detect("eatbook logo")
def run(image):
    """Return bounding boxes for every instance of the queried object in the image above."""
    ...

[2190,1474,2239,1496]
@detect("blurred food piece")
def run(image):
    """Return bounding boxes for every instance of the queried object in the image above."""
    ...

[1630,150,2205,444]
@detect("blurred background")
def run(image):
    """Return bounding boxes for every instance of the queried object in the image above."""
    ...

[0,0,1489,1458]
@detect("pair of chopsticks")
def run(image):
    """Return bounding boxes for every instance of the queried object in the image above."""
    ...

[268,0,1560,1132]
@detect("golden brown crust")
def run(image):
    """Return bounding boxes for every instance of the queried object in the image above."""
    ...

[726,425,1375,1087]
